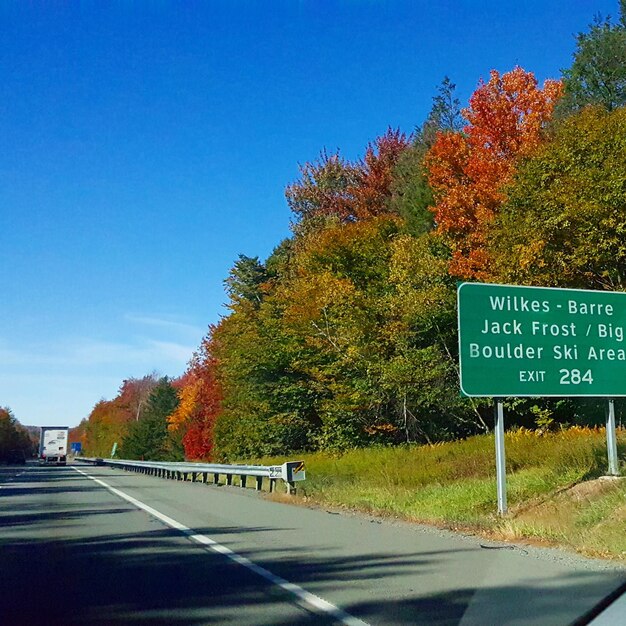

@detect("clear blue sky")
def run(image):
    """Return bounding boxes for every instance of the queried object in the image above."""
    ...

[0,1,618,427]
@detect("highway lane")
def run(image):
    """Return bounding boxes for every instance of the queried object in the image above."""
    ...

[1,463,624,625]
[0,464,333,625]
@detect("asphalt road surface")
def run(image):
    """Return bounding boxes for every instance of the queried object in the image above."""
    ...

[0,463,624,625]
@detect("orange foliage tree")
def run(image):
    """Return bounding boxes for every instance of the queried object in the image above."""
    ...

[69,419,88,452]
[168,329,222,460]
[426,67,562,279]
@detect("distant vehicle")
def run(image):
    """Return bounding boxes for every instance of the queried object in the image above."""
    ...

[39,427,69,466]
[6,449,26,465]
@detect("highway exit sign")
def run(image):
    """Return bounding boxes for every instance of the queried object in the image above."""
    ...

[458,283,626,397]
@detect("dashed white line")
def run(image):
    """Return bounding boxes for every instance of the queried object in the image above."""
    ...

[73,466,368,625]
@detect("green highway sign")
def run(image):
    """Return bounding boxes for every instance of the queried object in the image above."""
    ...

[458,283,626,397]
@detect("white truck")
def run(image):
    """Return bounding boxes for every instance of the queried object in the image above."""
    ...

[39,427,69,466]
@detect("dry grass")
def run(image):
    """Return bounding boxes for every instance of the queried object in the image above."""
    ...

[257,427,626,560]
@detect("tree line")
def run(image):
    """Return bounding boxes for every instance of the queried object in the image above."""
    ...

[70,5,626,460]
[0,408,36,462]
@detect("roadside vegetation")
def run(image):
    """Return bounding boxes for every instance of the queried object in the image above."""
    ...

[261,427,626,560]
[0,407,35,463]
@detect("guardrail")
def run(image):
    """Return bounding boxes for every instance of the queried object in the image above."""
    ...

[77,457,306,494]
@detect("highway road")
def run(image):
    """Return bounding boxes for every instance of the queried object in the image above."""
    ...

[0,463,624,625]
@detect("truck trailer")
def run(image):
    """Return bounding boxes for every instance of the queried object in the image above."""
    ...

[39,426,69,466]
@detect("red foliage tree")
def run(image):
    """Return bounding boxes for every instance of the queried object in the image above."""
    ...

[352,128,411,220]
[426,67,563,278]
[169,329,222,460]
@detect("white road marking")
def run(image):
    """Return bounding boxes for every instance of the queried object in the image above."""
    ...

[73,466,368,625]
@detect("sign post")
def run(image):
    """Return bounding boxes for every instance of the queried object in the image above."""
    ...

[458,283,624,513]
[494,400,507,516]
[607,399,619,476]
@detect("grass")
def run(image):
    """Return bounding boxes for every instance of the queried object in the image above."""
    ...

[257,427,626,560]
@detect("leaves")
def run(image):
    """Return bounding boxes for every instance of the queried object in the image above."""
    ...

[168,332,222,460]
[80,375,160,457]
[426,67,562,279]
[285,150,359,223]
[120,378,182,461]
[489,106,626,290]
[286,129,410,226]
[559,8,626,114]
[0,407,34,460]
[224,255,268,308]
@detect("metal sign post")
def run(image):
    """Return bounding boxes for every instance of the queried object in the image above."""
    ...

[495,400,507,516]
[607,399,620,476]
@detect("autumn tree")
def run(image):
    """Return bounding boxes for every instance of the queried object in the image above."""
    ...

[277,217,401,449]
[489,106,626,290]
[120,378,182,461]
[82,399,127,456]
[69,419,88,453]
[383,233,491,440]
[81,374,159,456]
[117,374,159,422]
[285,150,359,224]
[350,128,411,220]
[211,286,322,459]
[286,129,410,226]
[0,407,33,461]
[168,333,222,460]
[558,2,626,115]
[391,77,464,235]
[224,255,268,308]
[426,67,562,278]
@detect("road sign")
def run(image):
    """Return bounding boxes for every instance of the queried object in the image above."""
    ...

[458,283,626,397]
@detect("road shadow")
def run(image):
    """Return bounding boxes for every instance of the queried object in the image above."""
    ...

[0,467,623,625]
